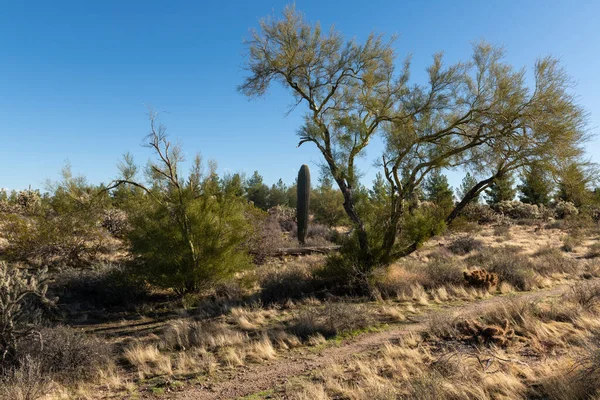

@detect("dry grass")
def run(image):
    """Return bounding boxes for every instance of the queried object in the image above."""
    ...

[283,282,600,400]
[227,306,276,331]
[287,302,374,340]
[159,319,246,351]
[585,241,600,259]
[123,343,173,379]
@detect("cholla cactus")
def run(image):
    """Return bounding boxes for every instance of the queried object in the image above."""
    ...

[463,269,499,290]
[15,190,41,214]
[0,262,56,364]
[457,318,514,346]
[101,208,129,237]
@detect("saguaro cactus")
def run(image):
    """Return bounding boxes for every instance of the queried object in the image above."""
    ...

[297,164,311,245]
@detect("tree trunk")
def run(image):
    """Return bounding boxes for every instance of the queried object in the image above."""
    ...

[446,175,497,225]
[339,184,373,268]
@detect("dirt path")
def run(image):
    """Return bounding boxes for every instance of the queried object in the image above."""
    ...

[171,283,575,400]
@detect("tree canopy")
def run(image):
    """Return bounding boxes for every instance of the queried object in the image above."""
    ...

[240,5,588,270]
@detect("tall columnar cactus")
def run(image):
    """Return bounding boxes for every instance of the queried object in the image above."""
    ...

[297,164,311,245]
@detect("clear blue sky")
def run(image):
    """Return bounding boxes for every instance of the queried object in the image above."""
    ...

[1,0,599,191]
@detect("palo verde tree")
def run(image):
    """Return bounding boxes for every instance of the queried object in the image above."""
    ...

[107,113,251,294]
[240,6,588,272]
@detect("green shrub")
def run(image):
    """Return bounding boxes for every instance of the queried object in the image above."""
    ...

[118,118,252,294]
[1,168,111,268]
[128,191,251,294]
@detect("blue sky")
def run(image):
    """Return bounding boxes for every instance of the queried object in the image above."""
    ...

[1,0,599,191]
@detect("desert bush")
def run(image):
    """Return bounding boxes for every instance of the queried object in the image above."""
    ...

[246,208,290,264]
[532,247,579,275]
[553,200,579,219]
[466,247,537,290]
[291,222,337,245]
[581,205,600,222]
[287,302,373,340]
[120,122,252,294]
[534,336,600,399]
[495,200,541,219]
[267,205,296,232]
[447,216,482,233]
[50,264,149,311]
[259,262,321,303]
[19,326,111,384]
[128,191,252,294]
[1,209,108,268]
[419,254,466,288]
[0,263,55,365]
[567,281,600,310]
[447,235,483,255]
[0,355,49,400]
[459,203,501,224]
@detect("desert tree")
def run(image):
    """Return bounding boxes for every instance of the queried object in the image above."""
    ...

[240,5,588,270]
[518,163,554,206]
[556,162,598,207]
[246,171,270,210]
[105,113,251,294]
[423,169,454,213]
